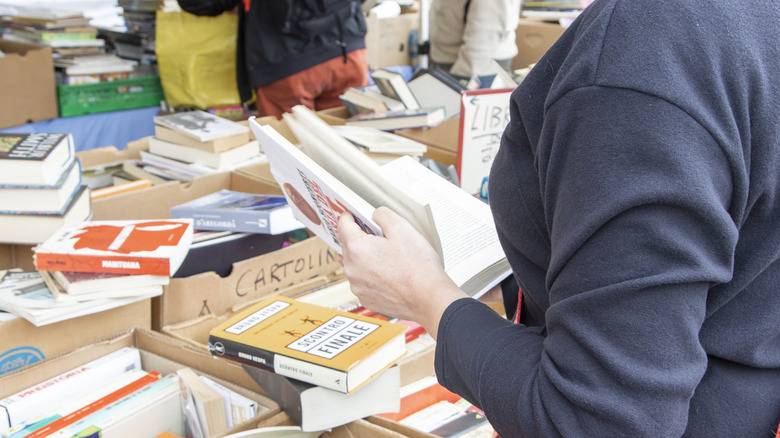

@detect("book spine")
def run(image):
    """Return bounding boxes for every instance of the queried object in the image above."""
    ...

[209,335,349,393]
[34,253,172,276]
[23,372,161,438]
[0,347,142,431]
[182,209,271,234]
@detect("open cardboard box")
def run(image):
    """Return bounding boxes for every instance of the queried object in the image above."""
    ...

[0,301,151,377]
[0,327,437,438]
[0,327,281,437]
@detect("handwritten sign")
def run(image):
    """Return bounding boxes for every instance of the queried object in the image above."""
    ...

[457,88,514,197]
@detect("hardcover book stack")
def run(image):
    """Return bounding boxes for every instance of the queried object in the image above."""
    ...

[125,110,263,183]
[0,133,92,245]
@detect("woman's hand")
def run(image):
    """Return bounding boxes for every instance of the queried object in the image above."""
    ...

[337,206,467,339]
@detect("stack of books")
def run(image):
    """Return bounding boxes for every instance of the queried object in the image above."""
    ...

[209,294,409,432]
[340,68,453,131]
[0,268,163,327]
[168,189,305,278]
[124,111,264,183]
[0,218,196,325]
[0,133,92,245]
[0,9,107,58]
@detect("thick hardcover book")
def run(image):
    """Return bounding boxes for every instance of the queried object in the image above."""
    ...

[241,363,400,432]
[153,110,250,142]
[250,106,511,298]
[208,295,408,394]
[169,189,304,235]
[344,106,447,131]
[0,184,92,245]
[0,133,74,186]
[33,219,194,276]
[0,347,143,432]
[0,158,82,214]
[370,68,420,110]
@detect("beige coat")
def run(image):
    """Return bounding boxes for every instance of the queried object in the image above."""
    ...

[429,0,521,77]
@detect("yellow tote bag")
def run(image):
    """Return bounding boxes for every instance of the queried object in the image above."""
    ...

[155,10,242,109]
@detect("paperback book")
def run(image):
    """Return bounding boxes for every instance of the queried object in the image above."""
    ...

[208,295,408,394]
[33,219,194,276]
[344,106,447,131]
[147,137,261,170]
[241,363,400,432]
[153,111,250,142]
[250,106,511,298]
[169,189,304,235]
[370,68,420,110]
[154,124,251,154]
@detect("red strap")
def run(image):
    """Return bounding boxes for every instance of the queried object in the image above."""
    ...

[243,0,250,12]
[513,287,523,324]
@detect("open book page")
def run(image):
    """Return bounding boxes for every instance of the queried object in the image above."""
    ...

[249,120,381,253]
[286,106,442,256]
[381,156,512,297]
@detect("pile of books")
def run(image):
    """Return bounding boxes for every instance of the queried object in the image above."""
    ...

[0,347,261,438]
[122,110,264,183]
[167,189,306,278]
[0,218,194,326]
[209,294,410,432]
[339,68,451,131]
[339,64,519,132]
[0,133,92,245]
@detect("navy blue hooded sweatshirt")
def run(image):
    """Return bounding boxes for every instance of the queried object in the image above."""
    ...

[435,0,780,436]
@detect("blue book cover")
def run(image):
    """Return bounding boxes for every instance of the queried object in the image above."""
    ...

[170,189,305,235]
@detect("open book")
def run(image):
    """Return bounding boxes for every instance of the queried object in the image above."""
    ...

[248,106,511,298]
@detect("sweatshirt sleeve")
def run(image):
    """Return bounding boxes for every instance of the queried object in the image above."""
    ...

[435,86,738,437]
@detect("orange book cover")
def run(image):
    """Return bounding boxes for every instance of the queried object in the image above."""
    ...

[90,179,152,200]
[33,219,194,276]
[208,295,408,394]
[377,377,461,422]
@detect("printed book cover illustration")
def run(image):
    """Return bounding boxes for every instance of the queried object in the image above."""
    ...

[208,295,408,394]
[249,119,382,253]
[33,219,194,276]
[153,111,250,142]
[169,189,305,235]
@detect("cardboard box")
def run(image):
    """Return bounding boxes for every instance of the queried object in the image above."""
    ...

[511,18,566,70]
[0,300,151,376]
[0,39,58,129]
[0,328,282,437]
[365,11,420,70]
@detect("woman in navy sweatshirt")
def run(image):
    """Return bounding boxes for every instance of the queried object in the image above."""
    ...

[338,0,780,436]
